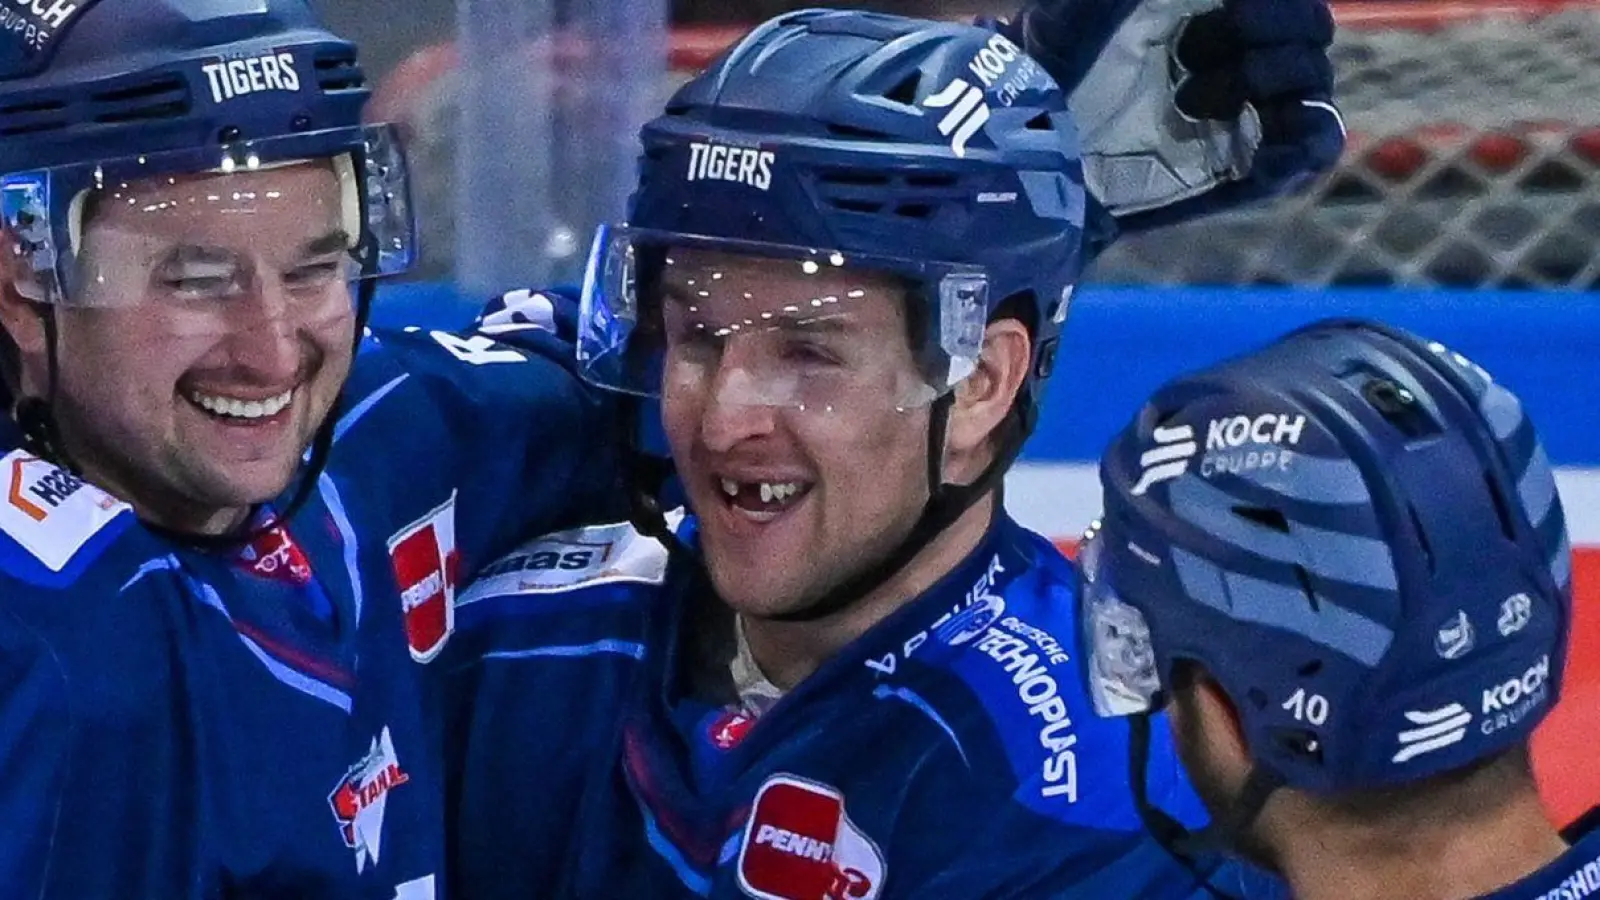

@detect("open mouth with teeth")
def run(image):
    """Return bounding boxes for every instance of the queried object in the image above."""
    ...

[717,476,814,517]
[184,387,296,424]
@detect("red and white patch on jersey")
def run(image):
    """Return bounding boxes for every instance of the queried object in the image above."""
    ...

[708,709,758,751]
[737,774,885,900]
[387,492,459,663]
[329,726,412,873]
[235,521,313,587]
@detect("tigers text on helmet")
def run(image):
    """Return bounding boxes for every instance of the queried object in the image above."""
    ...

[0,0,415,312]
[1080,318,1571,801]
[579,8,1086,423]
[578,10,1090,622]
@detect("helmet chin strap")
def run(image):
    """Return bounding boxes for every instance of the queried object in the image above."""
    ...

[1129,711,1286,900]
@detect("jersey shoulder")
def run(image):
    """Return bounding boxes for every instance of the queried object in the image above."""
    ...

[902,521,1205,831]
[0,447,140,590]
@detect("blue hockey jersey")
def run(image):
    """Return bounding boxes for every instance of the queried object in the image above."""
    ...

[0,297,623,899]
[442,511,1283,899]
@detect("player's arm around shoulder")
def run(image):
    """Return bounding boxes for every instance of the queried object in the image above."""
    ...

[433,515,670,899]
[342,287,627,555]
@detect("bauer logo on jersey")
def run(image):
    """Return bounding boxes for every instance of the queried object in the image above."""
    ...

[687,141,775,191]
[329,726,412,873]
[200,50,302,104]
[935,593,1005,648]
[388,492,459,663]
[738,774,885,900]
[0,449,128,572]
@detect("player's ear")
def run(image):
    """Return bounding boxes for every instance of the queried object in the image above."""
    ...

[1187,670,1253,773]
[943,318,1030,481]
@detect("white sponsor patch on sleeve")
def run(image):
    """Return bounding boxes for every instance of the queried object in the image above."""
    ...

[0,450,130,572]
[457,510,681,606]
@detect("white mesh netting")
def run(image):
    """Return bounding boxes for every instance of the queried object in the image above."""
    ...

[373,4,1600,289]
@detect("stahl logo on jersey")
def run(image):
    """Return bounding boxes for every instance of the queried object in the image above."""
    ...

[329,727,412,874]
[388,493,459,663]
[687,142,775,191]
[738,774,885,900]
[201,51,301,104]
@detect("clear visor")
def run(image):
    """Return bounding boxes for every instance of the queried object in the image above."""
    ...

[0,124,415,311]
[1078,524,1164,717]
[577,224,990,412]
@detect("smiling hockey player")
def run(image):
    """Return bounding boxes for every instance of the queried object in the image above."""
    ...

[1079,319,1590,900]
[0,0,626,896]
[437,9,1311,898]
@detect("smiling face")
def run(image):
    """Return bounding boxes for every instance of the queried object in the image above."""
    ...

[657,247,939,618]
[0,160,357,534]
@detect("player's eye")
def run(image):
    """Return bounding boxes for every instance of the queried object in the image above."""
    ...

[283,258,347,289]
[781,339,842,368]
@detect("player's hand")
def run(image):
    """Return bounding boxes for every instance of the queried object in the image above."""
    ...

[1158,0,1346,220]
[994,0,1346,235]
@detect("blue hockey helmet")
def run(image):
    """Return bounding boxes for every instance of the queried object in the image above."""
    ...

[1080,319,1571,796]
[0,0,415,309]
[576,10,1091,622]
[578,8,1087,426]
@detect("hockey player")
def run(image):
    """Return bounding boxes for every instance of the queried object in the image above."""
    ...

[440,10,1308,898]
[1078,319,1587,900]
[0,1,626,896]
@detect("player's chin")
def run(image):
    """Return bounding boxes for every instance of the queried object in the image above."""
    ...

[191,452,304,509]
[708,565,814,620]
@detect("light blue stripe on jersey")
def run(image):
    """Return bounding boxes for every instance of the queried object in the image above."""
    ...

[639,801,713,897]
[317,474,364,625]
[235,634,353,713]
[332,373,409,446]
[481,640,647,662]
[874,684,970,767]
